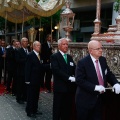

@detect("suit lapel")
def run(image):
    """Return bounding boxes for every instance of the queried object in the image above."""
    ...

[67,55,72,66]
[21,48,27,56]
[58,52,68,66]
[99,58,105,80]
[32,51,40,63]
[87,55,98,80]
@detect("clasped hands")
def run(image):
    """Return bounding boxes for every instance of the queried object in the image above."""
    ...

[25,82,30,84]
[68,76,75,82]
[95,83,120,94]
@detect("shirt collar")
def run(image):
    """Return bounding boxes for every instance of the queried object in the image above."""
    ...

[90,54,98,63]
[59,50,67,56]
[33,50,39,56]
[23,47,27,51]
[12,46,15,49]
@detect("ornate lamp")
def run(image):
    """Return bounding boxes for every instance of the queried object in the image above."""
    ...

[61,0,75,41]
[27,27,37,43]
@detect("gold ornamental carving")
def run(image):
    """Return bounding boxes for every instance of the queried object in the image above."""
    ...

[27,27,37,43]
[52,42,120,79]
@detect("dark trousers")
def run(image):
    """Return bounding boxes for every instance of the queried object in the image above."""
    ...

[53,92,75,120]
[2,59,7,85]
[2,66,7,85]
[76,97,103,120]
[41,68,52,91]
[26,84,40,114]
[16,76,26,102]
[7,70,16,93]
[0,66,2,83]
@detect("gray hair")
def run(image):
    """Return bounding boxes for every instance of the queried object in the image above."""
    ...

[21,37,28,42]
[33,41,40,47]
[58,38,67,45]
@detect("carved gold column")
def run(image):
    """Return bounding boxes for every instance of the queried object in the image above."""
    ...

[27,27,37,43]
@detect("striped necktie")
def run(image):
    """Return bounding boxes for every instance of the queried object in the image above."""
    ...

[95,60,104,86]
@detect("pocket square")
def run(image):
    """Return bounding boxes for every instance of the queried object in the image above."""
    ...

[105,69,107,75]
[70,62,74,66]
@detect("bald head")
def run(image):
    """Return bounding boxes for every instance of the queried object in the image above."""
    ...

[88,40,101,50]
[88,40,103,59]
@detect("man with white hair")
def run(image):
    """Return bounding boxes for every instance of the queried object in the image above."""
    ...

[25,41,49,118]
[51,38,76,120]
[15,37,29,104]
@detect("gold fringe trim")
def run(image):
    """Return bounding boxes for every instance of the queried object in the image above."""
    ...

[0,0,65,23]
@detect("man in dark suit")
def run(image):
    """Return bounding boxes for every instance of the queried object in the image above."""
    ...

[0,40,7,85]
[75,40,120,120]
[0,39,2,83]
[6,39,17,94]
[15,37,29,104]
[25,41,46,118]
[41,34,53,92]
[51,38,76,120]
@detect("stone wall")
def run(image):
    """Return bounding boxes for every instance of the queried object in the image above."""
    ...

[53,42,120,79]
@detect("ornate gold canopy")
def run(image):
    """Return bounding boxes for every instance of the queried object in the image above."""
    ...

[0,0,65,23]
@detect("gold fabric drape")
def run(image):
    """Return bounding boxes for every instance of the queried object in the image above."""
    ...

[0,0,65,23]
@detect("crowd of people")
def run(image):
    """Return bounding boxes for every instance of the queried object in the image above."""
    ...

[0,36,120,120]
[0,35,53,118]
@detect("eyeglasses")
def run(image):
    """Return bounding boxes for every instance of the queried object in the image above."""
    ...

[91,47,103,51]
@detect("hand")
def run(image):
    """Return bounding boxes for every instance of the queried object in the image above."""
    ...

[95,85,105,93]
[25,82,30,84]
[68,76,75,82]
[2,54,6,58]
[50,63,51,69]
[112,83,120,94]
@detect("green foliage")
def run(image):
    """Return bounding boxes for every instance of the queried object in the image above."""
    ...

[114,0,120,12]
[36,0,40,2]
[0,17,16,31]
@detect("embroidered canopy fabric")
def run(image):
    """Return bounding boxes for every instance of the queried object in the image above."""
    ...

[0,0,65,23]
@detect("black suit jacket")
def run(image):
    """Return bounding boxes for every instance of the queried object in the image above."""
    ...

[41,42,52,64]
[75,55,118,108]
[6,46,16,72]
[0,46,6,68]
[0,47,2,68]
[25,51,47,85]
[51,51,76,93]
[15,47,27,77]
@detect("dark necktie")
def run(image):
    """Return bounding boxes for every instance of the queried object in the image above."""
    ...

[2,47,5,53]
[25,49,27,54]
[95,60,104,86]
[48,43,51,48]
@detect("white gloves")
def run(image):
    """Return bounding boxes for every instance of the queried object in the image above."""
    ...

[25,82,30,84]
[94,85,105,93]
[94,83,120,94]
[68,76,75,82]
[112,83,120,94]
